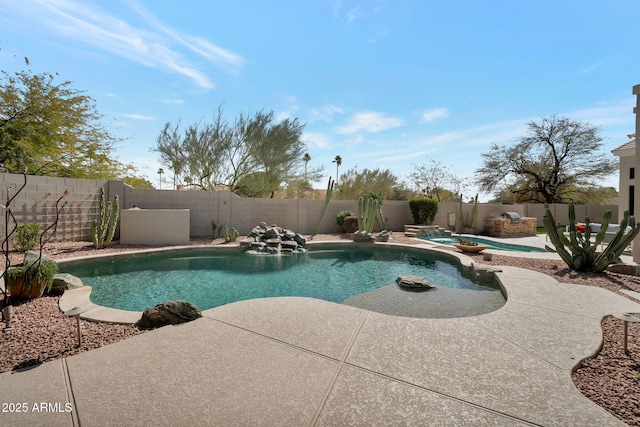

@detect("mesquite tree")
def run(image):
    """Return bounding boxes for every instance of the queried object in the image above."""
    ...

[475,115,618,203]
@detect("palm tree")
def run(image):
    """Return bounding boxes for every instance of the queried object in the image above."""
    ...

[332,155,342,184]
[157,168,164,189]
[303,153,311,182]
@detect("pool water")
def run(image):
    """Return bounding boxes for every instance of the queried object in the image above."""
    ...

[62,245,504,316]
[421,236,546,252]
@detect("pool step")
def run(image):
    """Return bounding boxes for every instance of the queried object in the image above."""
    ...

[404,225,452,237]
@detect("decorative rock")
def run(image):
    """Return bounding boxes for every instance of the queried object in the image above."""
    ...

[343,216,359,233]
[135,300,202,330]
[472,265,502,284]
[376,230,390,242]
[352,230,374,242]
[280,240,298,249]
[24,250,54,264]
[241,223,307,255]
[396,275,435,292]
[294,233,306,247]
[52,273,84,292]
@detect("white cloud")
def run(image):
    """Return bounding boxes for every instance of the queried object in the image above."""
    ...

[302,132,332,149]
[420,108,449,123]
[123,113,156,121]
[336,111,403,134]
[307,104,344,123]
[8,0,244,90]
[159,98,185,105]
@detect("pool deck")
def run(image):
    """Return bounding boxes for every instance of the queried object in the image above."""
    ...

[2,236,640,426]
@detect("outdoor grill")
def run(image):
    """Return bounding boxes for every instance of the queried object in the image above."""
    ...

[502,211,522,224]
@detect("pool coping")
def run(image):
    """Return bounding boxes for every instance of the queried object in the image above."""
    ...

[57,240,487,324]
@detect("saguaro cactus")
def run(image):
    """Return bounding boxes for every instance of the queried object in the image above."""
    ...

[91,188,119,249]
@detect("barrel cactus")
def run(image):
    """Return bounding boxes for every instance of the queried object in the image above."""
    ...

[544,203,639,273]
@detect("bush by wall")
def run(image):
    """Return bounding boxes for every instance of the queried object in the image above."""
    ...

[409,198,438,224]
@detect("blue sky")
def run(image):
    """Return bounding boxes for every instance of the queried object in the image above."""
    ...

[1,0,638,199]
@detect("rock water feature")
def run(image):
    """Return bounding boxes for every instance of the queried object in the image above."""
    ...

[240,222,307,255]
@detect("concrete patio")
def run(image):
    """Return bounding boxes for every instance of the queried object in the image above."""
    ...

[2,257,640,426]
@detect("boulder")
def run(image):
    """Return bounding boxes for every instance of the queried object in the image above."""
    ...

[52,273,84,292]
[135,300,202,330]
[396,275,435,292]
[24,250,54,264]
[343,216,359,233]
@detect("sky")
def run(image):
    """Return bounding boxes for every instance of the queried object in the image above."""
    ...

[1,0,639,199]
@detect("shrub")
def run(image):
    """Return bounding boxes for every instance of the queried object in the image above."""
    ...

[409,198,438,225]
[14,223,41,252]
[336,210,354,231]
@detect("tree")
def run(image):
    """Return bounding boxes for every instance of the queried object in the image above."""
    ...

[332,155,342,183]
[475,115,618,203]
[303,153,311,182]
[0,58,136,179]
[409,159,466,202]
[334,167,406,200]
[154,107,323,196]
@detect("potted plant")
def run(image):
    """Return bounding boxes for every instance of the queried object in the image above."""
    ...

[5,258,59,300]
[453,237,489,253]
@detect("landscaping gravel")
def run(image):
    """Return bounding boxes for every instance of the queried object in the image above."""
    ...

[1,234,639,426]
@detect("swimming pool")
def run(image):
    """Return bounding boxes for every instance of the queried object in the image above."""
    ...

[421,236,547,252]
[61,244,505,318]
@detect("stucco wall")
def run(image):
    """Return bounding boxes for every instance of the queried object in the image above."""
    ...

[0,173,620,243]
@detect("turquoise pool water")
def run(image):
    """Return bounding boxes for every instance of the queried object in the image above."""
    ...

[421,236,547,252]
[61,245,504,315]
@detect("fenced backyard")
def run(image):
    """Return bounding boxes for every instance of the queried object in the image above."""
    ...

[0,172,619,242]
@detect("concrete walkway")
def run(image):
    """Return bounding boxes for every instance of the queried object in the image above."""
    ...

[2,261,640,426]
[3,236,640,425]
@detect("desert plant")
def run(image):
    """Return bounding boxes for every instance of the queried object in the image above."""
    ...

[357,194,379,233]
[459,193,478,230]
[336,210,354,232]
[544,203,640,273]
[211,220,226,239]
[6,259,59,299]
[14,223,41,251]
[408,198,438,224]
[223,226,239,243]
[457,237,478,246]
[91,187,119,249]
[314,177,334,234]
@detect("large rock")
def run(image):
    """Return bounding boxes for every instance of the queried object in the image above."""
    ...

[343,216,359,233]
[242,223,307,255]
[52,273,84,292]
[24,250,54,264]
[135,300,202,330]
[396,275,435,292]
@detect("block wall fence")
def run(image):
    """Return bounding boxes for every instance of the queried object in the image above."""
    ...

[0,173,619,242]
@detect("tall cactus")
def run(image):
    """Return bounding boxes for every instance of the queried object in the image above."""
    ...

[314,177,334,234]
[91,188,119,249]
[357,194,379,233]
[544,203,639,273]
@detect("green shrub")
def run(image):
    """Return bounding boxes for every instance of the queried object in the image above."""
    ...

[336,210,354,231]
[14,223,41,252]
[408,198,438,225]
[6,259,59,295]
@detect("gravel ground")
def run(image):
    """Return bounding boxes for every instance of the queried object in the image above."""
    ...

[1,233,639,425]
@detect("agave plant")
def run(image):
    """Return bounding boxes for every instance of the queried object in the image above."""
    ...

[544,203,639,273]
